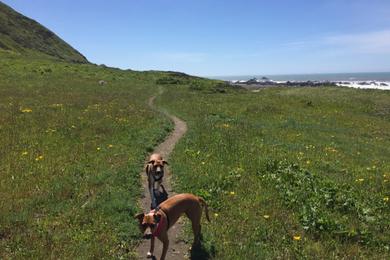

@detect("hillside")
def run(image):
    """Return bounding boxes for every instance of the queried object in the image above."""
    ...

[0,1,88,63]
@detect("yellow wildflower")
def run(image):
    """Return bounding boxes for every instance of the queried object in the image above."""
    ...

[35,155,44,161]
[214,213,219,217]
[97,147,101,151]
[21,151,28,156]
[306,160,311,165]
[229,191,235,195]
[223,123,230,128]
[384,197,389,202]
[293,235,301,241]
[21,108,32,113]
[263,215,270,219]
[108,144,114,148]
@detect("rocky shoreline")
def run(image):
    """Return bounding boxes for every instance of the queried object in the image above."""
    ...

[229,77,390,90]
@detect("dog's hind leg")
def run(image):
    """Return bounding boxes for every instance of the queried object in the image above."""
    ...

[192,219,202,245]
[186,206,202,245]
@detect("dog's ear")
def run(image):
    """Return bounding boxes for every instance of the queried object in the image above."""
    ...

[134,213,145,224]
[148,160,155,164]
[163,160,169,165]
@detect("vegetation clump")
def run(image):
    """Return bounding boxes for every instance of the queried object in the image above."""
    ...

[262,160,389,247]
[156,76,184,85]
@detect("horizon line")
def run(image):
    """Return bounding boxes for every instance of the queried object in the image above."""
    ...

[203,71,390,78]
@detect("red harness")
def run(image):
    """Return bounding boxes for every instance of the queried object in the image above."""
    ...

[152,211,166,237]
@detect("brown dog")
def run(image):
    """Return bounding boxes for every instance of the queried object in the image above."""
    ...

[135,193,210,260]
[145,153,168,209]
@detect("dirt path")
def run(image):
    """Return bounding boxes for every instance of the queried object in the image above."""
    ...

[137,94,189,259]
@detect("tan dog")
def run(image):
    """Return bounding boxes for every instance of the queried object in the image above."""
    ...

[135,193,210,260]
[145,153,168,209]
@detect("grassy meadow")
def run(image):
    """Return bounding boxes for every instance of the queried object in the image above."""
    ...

[0,51,173,258]
[1,48,389,259]
[157,83,390,259]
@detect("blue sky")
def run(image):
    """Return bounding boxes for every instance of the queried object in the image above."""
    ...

[3,0,390,76]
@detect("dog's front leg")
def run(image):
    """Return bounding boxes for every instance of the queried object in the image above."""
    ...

[148,178,157,209]
[159,234,169,260]
[147,236,155,258]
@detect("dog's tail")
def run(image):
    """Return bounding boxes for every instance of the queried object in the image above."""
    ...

[198,197,210,222]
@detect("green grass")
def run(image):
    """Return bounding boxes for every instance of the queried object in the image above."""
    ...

[1,47,389,259]
[0,52,173,258]
[157,84,390,259]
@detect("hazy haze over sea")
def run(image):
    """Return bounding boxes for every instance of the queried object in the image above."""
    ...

[210,72,390,82]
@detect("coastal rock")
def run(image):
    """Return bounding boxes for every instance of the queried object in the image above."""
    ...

[246,78,259,84]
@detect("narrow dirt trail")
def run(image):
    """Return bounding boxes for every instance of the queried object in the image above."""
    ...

[137,94,189,259]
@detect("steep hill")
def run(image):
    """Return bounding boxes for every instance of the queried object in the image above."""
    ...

[0,1,88,63]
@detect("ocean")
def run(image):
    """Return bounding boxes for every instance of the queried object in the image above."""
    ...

[211,72,390,82]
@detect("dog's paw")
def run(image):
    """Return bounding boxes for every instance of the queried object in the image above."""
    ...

[146,252,153,258]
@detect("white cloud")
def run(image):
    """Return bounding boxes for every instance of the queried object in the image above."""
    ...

[279,41,310,48]
[324,30,390,54]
